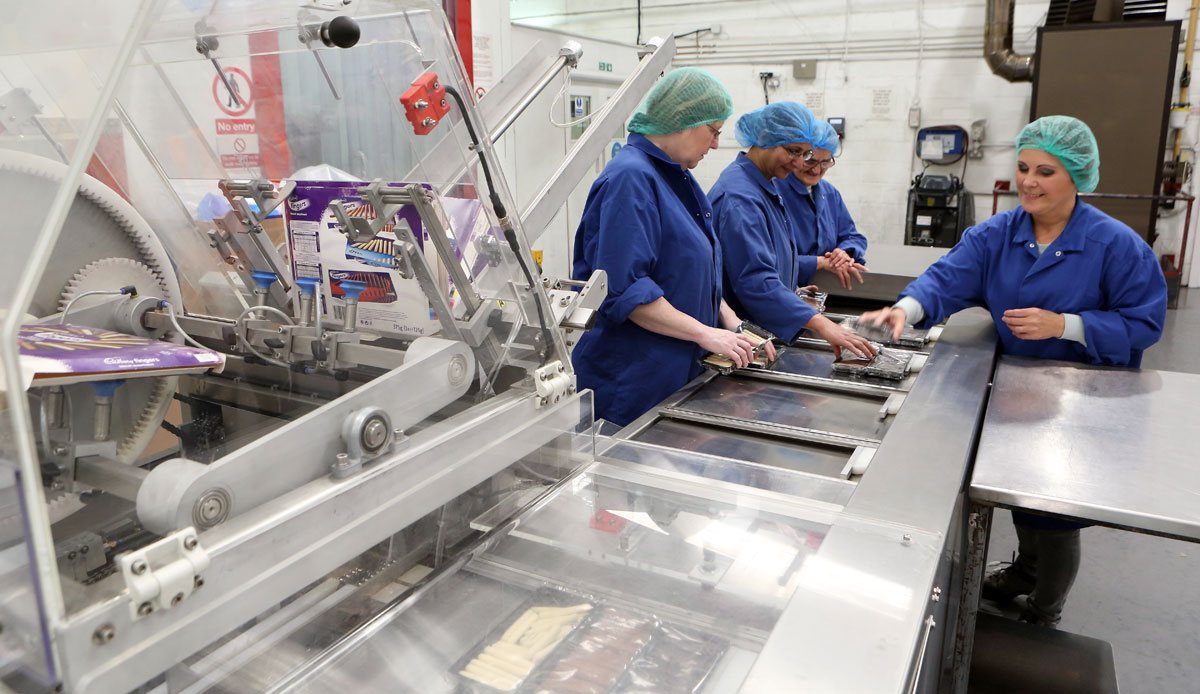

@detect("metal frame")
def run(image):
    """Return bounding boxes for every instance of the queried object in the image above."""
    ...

[737,310,997,693]
[56,390,588,693]
[519,35,677,244]
[136,337,474,535]
[1,3,159,682]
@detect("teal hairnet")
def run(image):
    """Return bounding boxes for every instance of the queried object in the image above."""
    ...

[809,119,840,154]
[735,102,816,148]
[1014,115,1100,193]
[628,68,733,136]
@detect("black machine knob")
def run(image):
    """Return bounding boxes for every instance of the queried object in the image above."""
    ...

[320,16,360,48]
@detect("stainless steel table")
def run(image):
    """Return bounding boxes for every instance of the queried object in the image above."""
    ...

[952,356,1200,693]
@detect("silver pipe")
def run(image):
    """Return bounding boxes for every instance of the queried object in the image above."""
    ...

[489,53,573,144]
[984,0,1034,82]
[46,387,63,429]
[342,297,359,333]
[677,36,984,51]
[676,53,984,67]
[520,35,676,244]
[93,396,113,442]
[298,293,314,328]
[678,45,980,59]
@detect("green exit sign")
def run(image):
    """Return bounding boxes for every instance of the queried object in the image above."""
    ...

[599,62,613,72]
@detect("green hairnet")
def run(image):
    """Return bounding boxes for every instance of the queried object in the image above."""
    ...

[628,68,733,136]
[1015,115,1100,193]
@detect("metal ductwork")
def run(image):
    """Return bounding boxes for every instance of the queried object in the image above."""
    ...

[984,0,1035,82]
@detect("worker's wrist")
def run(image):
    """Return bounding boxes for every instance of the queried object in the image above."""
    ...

[893,296,925,325]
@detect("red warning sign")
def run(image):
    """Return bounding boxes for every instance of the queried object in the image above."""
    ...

[212,67,254,117]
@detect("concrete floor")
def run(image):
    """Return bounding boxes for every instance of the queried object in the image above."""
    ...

[982,287,1200,694]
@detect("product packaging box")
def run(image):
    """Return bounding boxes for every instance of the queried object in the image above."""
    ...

[284,181,488,338]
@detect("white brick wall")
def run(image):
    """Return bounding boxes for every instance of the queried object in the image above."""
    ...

[506,0,1199,279]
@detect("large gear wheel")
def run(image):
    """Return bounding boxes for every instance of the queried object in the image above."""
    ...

[57,258,179,462]
[2,150,184,464]
[59,258,169,313]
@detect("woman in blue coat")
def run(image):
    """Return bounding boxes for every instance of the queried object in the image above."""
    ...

[710,102,875,356]
[862,116,1167,627]
[572,68,769,427]
[778,119,870,290]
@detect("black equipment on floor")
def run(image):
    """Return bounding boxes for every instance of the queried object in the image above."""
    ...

[905,172,975,248]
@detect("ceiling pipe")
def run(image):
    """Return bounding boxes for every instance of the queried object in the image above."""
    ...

[985,0,1034,82]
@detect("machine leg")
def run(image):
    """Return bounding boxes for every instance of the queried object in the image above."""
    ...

[951,503,992,694]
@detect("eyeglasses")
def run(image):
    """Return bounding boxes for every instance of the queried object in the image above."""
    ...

[783,146,814,160]
[803,153,836,170]
[705,124,722,138]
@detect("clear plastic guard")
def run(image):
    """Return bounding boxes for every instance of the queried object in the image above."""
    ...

[1,1,152,685]
[0,0,579,689]
[0,464,55,687]
[168,390,596,693]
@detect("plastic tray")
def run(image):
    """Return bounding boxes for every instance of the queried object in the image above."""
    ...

[453,587,597,693]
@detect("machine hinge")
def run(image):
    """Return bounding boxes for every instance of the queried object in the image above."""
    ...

[119,527,210,621]
[534,360,575,408]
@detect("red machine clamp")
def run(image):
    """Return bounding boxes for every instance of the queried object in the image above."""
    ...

[399,73,450,135]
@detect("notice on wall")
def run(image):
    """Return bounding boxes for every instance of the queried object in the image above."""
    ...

[804,92,825,118]
[920,138,944,160]
[871,89,892,119]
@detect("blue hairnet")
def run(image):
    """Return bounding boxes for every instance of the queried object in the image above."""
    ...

[1015,115,1100,193]
[811,120,840,154]
[628,68,733,136]
[809,119,840,154]
[735,102,816,149]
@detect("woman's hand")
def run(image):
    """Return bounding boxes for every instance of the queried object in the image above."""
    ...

[833,261,868,290]
[859,306,907,342]
[809,315,877,360]
[696,327,758,368]
[825,248,854,270]
[1002,308,1064,340]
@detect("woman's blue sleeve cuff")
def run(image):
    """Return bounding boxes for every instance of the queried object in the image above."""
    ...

[605,276,665,323]
[796,255,820,286]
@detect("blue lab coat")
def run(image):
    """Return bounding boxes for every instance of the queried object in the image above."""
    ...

[900,199,1166,367]
[710,153,816,342]
[572,134,724,427]
[779,175,869,285]
[903,200,1165,531]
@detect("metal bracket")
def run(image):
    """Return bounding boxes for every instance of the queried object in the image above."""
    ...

[329,198,383,243]
[332,181,487,341]
[340,406,393,469]
[545,269,607,331]
[688,546,733,589]
[0,87,68,163]
[534,360,574,408]
[213,179,296,306]
[474,233,503,267]
[119,527,210,621]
